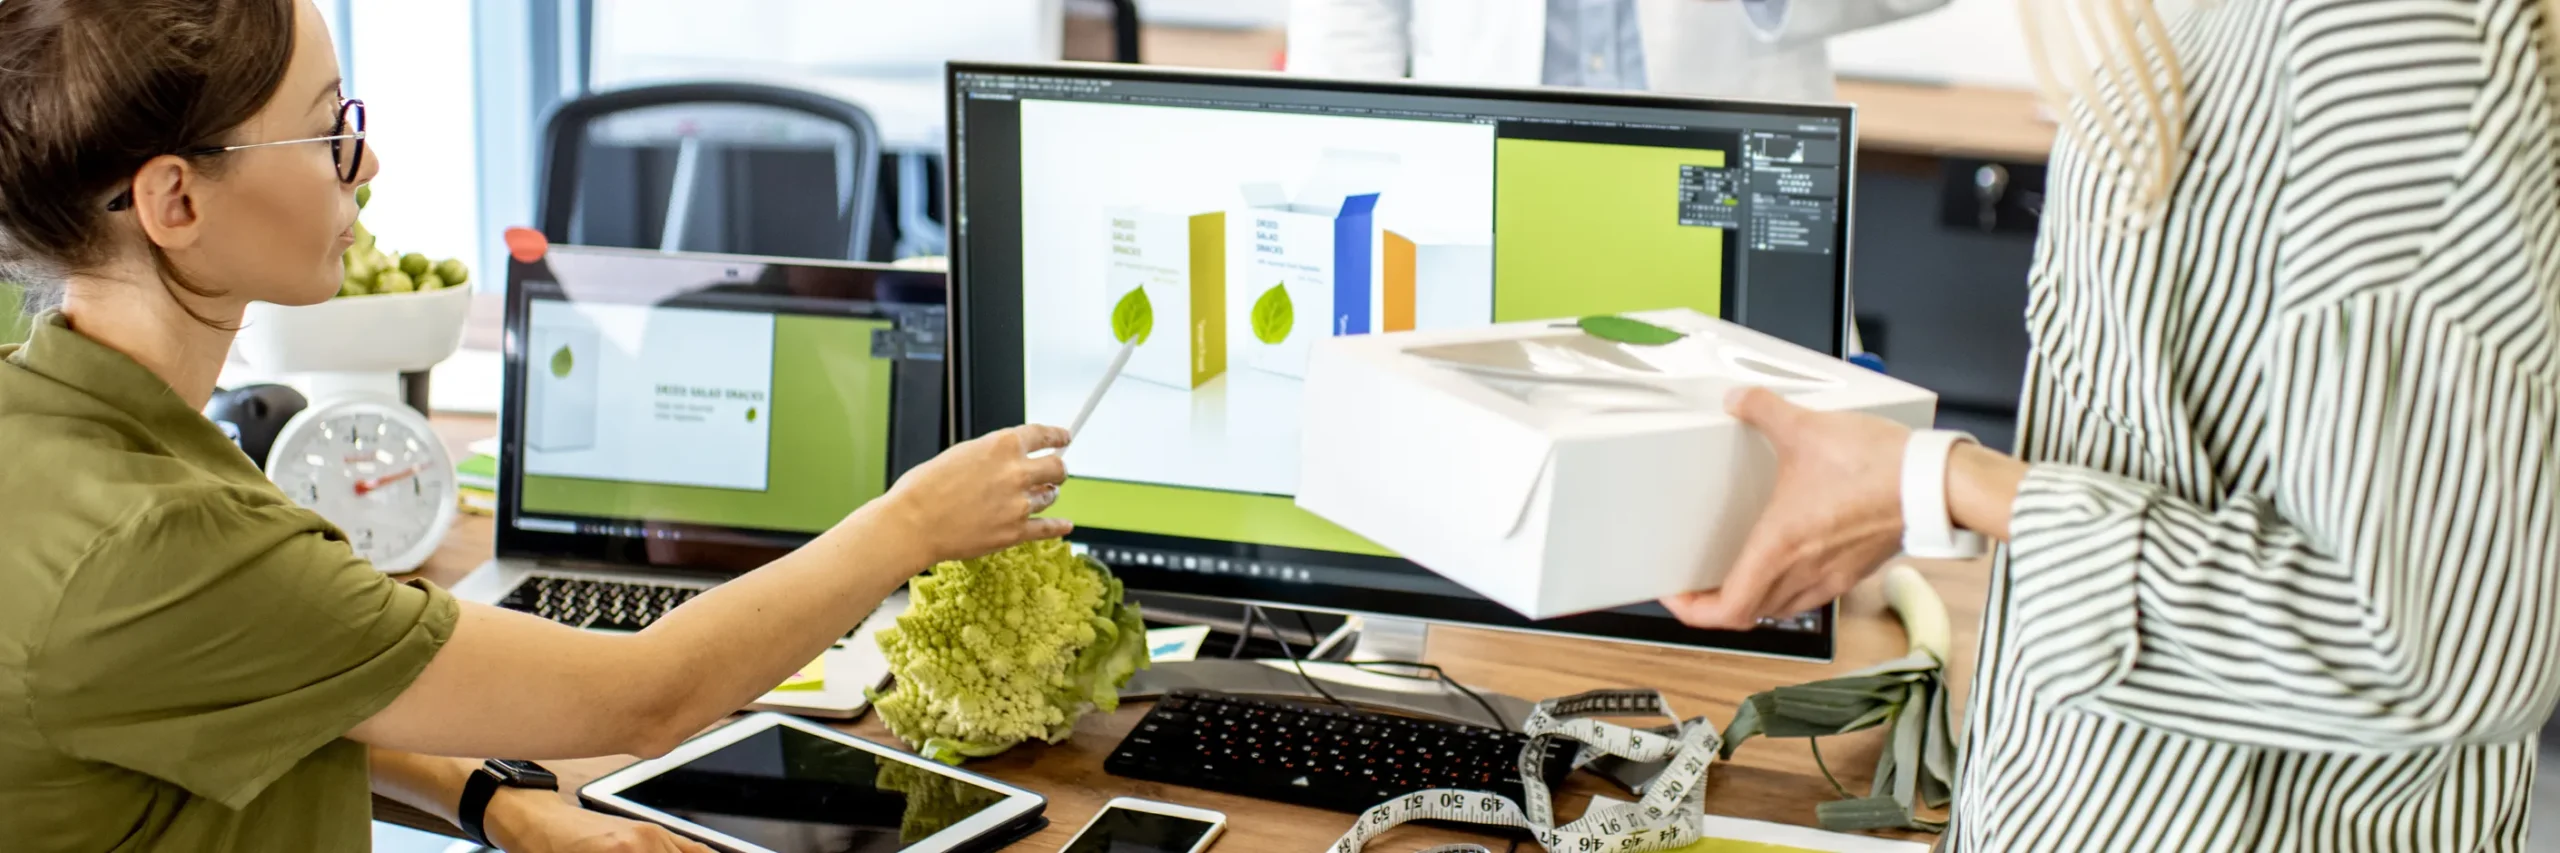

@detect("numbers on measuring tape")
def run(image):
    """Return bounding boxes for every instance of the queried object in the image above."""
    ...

[1326,689,1721,853]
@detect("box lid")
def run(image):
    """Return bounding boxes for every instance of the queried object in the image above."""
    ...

[1317,309,1915,541]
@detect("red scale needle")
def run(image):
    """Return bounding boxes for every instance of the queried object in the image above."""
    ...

[354,464,425,496]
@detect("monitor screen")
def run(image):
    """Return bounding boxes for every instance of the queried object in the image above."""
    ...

[947,64,1846,659]
[498,246,948,570]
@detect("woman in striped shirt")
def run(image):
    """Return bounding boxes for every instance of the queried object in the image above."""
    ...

[1664,0,2560,849]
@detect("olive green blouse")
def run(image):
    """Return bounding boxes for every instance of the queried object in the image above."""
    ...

[0,313,459,851]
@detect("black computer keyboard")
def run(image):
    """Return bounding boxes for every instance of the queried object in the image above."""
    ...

[497,575,703,633]
[1105,690,1578,814]
[500,574,869,640]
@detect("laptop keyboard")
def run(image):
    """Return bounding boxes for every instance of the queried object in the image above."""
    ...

[497,574,868,641]
[497,575,703,633]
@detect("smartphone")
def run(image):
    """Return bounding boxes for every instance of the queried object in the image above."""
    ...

[1061,798,1228,853]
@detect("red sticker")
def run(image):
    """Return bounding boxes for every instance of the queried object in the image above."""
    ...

[504,227,549,263]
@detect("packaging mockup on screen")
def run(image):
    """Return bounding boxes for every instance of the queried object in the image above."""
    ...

[1107,207,1227,389]
[527,324,599,452]
[1385,230,1492,333]
[1294,310,1937,619]
[1239,149,1397,379]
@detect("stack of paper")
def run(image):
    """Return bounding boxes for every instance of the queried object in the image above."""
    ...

[455,437,498,516]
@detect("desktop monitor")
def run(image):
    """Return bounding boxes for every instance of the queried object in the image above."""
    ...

[945,63,1854,660]
[496,245,949,569]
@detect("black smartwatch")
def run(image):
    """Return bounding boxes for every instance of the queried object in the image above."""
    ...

[458,759,559,847]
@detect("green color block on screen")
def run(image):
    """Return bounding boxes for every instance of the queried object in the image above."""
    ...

[1049,479,1392,558]
[1493,139,1724,323]
[549,345,575,379]
[520,315,893,534]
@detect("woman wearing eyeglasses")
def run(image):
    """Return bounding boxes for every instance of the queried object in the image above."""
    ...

[0,2,1074,851]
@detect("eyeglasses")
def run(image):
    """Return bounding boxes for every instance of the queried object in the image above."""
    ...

[106,99,367,212]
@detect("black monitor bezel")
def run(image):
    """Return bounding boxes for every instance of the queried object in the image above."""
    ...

[944,61,1849,661]
[495,244,946,573]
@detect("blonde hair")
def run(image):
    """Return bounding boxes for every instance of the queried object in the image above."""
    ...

[2023,0,2560,227]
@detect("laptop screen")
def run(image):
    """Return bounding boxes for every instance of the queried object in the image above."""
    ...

[498,246,946,570]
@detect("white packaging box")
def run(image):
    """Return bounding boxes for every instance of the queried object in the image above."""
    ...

[527,325,599,453]
[1295,309,1938,619]
[1106,206,1228,389]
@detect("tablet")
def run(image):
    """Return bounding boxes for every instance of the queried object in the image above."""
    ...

[580,713,1047,853]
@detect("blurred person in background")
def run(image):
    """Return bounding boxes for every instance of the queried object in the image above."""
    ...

[1285,0,1951,101]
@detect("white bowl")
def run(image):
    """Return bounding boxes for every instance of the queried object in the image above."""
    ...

[233,285,472,375]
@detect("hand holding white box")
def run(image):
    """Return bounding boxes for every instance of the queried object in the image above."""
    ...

[1294,310,1939,620]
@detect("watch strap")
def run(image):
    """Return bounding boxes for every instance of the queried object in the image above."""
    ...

[1901,429,1986,559]
[458,760,556,847]
[457,764,504,848]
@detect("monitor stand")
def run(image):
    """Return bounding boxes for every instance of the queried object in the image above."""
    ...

[1119,610,1533,727]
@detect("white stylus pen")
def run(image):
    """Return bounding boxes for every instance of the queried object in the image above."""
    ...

[1065,340,1137,445]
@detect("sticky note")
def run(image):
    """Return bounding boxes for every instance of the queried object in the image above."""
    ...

[776,656,825,691]
[1144,625,1213,663]
[1579,798,1928,853]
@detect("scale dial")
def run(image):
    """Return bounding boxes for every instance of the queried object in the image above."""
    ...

[265,397,459,573]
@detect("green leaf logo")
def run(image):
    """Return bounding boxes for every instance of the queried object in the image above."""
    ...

[1111,287,1153,345]
[1251,283,1294,345]
[1578,315,1686,346]
[549,344,575,378]
[746,407,758,422]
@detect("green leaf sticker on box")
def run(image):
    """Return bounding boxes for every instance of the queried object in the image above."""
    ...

[1251,283,1294,345]
[1578,314,1686,346]
[1111,287,1154,346]
[550,344,575,378]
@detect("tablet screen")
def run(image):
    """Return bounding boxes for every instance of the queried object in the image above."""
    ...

[616,726,1012,852]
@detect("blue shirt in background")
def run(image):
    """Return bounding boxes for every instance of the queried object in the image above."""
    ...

[1541,0,1648,89]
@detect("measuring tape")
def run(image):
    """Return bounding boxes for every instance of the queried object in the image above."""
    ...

[1325,689,1721,853]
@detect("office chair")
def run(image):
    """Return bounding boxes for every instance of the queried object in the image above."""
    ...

[1109,0,1141,63]
[537,83,885,261]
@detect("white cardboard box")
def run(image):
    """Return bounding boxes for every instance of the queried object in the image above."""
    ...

[1295,309,1938,619]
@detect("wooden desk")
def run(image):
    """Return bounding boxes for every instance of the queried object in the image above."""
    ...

[384,415,1988,850]
[1066,22,2056,163]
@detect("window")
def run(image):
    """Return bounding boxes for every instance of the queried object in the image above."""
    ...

[343,1,485,288]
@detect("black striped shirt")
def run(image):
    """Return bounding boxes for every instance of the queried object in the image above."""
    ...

[1953,0,2559,850]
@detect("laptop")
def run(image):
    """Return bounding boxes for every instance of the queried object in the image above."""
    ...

[451,244,950,718]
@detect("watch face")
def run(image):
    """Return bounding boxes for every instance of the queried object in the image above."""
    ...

[492,760,560,790]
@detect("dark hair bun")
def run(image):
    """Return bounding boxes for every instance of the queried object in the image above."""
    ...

[0,0,296,293]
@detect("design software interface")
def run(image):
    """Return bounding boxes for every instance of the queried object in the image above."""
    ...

[953,68,1850,651]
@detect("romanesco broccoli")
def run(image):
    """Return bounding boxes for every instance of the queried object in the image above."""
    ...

[868,539,1150,764]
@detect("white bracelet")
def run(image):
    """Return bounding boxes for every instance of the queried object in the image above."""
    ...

[1901,429,1986,559]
